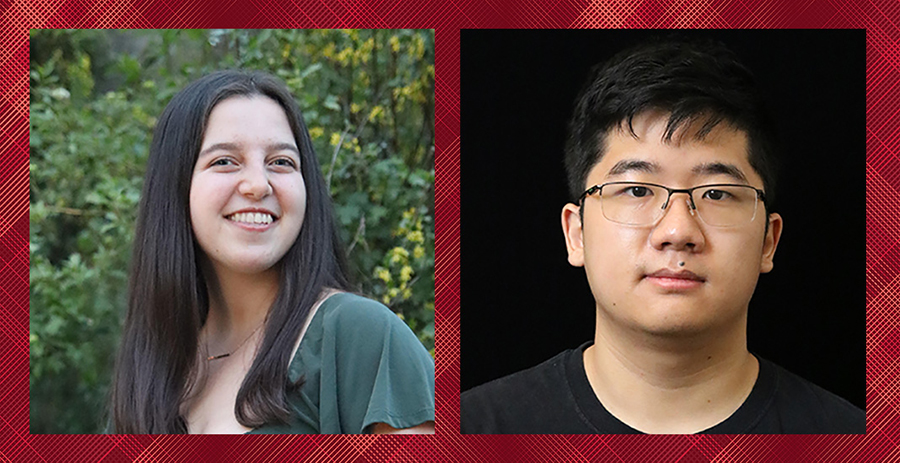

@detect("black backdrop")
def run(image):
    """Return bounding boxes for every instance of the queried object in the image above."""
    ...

[459,29,866,410]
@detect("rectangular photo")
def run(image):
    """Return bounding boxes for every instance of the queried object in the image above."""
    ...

[29,29,435,434]
[460,29,865,434]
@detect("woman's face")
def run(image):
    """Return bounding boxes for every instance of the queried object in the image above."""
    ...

[189,95,307,276]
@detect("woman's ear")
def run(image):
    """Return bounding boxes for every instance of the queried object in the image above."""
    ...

[562,203,585,267]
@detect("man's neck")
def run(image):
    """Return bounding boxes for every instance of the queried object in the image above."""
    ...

[582,313,758,434]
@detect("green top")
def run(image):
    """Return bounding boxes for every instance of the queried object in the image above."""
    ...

[247,292,435,434]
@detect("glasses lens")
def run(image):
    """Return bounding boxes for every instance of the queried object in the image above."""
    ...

[597,183,760,227]
[692,185,759,227]
[599,183,667,225]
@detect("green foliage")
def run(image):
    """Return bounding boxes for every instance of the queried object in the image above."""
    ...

[29,29,435,433]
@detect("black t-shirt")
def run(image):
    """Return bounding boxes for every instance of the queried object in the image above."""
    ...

[461,342,864,434]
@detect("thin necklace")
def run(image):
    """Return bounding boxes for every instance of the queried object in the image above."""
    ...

[206,322,265,361]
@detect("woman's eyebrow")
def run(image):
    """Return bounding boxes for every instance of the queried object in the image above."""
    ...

[198,142,300,158]
[267,142,300,155]
[198,142,240,158]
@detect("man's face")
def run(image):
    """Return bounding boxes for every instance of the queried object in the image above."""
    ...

[562,111,782,337]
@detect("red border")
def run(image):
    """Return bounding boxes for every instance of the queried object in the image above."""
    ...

[4,0,899,460]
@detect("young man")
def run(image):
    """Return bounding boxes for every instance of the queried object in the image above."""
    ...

[460,39,865,434]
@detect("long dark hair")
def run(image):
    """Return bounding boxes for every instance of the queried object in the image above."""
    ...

[111,70,351,433]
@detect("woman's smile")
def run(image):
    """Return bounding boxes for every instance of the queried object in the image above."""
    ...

[225,208,279,232]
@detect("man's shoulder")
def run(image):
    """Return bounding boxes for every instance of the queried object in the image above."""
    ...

[461,349,585,434]
[462,350,568,401]
[755,358,865,434]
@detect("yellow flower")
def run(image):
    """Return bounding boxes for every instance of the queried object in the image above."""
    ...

[360,38,374,63]
[322,43,335,59]
[389,35,400,53]
[337,47,353,65]
[308,127,324,139]
[402,288,412,300]
[390,247,410,264]
[368,106,383,122]
[406,230,424,244]
[412,36,425,60]
[413,246,425,259]
[400,265,413,283]
[330,132,341,146]
[375,266,391,283]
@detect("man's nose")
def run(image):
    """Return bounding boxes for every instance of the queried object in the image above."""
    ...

[648,192,706,251]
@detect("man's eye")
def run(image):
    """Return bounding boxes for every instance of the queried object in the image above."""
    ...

[702,189,732,201]
[625,186,652,198]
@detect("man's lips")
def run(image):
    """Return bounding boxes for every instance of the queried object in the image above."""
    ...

[644,269,705,281]
[643,269,706,290]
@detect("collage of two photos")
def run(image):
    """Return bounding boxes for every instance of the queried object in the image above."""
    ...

[29,28,865,438]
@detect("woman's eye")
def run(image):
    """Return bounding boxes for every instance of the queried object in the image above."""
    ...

[211,158,235,167]
[272,158,297,168]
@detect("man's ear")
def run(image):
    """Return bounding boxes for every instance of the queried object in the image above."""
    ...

[562,203,585,267]
[760,212,783,273]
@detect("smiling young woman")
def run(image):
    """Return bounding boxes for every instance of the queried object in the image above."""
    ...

[110,70,434,434]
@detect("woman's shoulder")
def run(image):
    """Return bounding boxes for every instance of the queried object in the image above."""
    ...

[292,292,434,433]
[290,292,417,366]
[318,292,407,332]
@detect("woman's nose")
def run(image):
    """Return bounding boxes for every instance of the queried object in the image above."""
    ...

[238,164,272,199]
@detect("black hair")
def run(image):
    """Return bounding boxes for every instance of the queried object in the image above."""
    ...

[111,70,351,433]
[564,38,779,211]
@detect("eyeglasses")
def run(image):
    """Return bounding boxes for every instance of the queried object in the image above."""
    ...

[579,181,766,228]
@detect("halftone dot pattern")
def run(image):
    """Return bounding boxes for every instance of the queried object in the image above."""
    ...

[0,0,895,461]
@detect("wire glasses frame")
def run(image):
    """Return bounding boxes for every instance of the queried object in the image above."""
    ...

[579,181,767,227]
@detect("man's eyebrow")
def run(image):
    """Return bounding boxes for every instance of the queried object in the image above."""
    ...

[606,159,659,178]
[198,142,300,158]
[692,162,748,183]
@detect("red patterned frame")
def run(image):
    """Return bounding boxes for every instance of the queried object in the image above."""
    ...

[2,0,898,461]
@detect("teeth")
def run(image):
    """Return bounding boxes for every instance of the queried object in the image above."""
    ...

[229,212,274,225]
